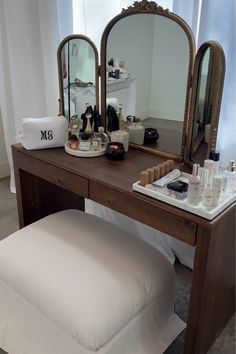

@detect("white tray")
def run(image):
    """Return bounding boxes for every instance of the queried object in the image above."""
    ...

[65,143,105,157]
[132,178,236,220]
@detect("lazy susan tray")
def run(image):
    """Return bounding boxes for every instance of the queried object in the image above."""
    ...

[65,143,105,157]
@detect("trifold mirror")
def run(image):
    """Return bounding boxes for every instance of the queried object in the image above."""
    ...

[57,0,225,165]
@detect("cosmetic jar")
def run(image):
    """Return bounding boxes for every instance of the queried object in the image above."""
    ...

[167,180,188,200]
[144,128,159,144]
[105,142,125,160]
[126,123,145,145]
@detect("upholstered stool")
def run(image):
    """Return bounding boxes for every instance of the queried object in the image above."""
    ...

[0,210,185,354]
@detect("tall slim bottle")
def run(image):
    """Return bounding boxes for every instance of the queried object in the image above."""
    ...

[187,164,201,206]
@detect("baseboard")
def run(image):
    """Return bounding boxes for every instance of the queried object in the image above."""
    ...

[0,162,10,179]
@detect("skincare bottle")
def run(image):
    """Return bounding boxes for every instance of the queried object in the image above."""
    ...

[204,159,215,185]
[226,160,236,193]
[187,164,201,206]
[199,167,209,198]
[212,176,222,207]
[209,150,220,176]
[202,183,213,208]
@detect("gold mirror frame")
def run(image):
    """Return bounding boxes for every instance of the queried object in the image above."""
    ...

[57,34,99,118]
[100,0,195,161]
[184,40,225,166]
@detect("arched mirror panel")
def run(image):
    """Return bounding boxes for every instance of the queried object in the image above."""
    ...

[100,2,195,160]
[185,41,225,166]
[57,35,99,123]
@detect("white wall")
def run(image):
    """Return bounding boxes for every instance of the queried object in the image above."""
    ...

[107,14,189,122]
[107,14,154,117]
[149,16,189,121]
[0,110,10,178]
[69,39,96,84]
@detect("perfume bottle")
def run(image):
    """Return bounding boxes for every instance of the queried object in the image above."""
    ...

[79,133,91,151]
[84,112,93,136]
[202,183,213,208]
[212,175,222,207]
[204,159,215,185]
[68,115,80,140]
[98,126,109,148]
[118,104,126,131]
[187,164,201,206]
[91,133,101,151]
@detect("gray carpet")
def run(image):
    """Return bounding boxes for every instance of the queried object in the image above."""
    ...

[0,177,235,353]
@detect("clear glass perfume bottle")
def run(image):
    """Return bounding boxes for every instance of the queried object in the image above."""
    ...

[98,126,109,148]
[91,133,101,151]
[187,164,201,206]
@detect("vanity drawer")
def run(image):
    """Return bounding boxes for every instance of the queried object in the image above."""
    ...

[89,181,197,246]
[15,151,89,197]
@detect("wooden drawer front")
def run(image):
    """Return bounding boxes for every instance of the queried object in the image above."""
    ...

[89,181,197,246]
[16,152,88,197]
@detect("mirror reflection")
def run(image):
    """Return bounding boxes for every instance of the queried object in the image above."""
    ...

[190,48,212,163]
[60,37,97,122]
[105,14,190,155]
[188,41,225,167]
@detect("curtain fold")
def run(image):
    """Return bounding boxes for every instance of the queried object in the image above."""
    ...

[0,0,66,191]
[197,0,236,164]
[173,0,236,164]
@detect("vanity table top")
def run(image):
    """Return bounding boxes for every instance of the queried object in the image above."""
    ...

[12,144,235,245]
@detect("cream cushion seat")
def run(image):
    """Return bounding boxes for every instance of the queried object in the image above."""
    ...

[0,209,185,354]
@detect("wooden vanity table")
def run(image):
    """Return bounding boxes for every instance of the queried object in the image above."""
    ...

[12,143,235,354]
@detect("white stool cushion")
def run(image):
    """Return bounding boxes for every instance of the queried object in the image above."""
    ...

[0,210,185,354]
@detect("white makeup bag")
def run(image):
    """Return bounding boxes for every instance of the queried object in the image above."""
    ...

[18,116,68,150]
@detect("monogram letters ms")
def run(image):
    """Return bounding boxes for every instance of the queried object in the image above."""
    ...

[41,130,53,140]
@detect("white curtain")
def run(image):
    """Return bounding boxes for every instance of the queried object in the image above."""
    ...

[0,0,72,191]
[197,0,236,165]
[173,0,236,165]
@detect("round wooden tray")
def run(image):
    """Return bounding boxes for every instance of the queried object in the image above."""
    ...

[64,143,105,157]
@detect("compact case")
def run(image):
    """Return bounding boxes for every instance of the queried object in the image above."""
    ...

[19,116,67,150]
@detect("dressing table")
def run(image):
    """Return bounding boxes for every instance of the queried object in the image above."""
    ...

[12,1,235,353]
[12,143,235,354]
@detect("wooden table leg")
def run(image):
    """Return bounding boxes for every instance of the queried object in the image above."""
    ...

[14,168,85,228]
[184,205,235,353]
